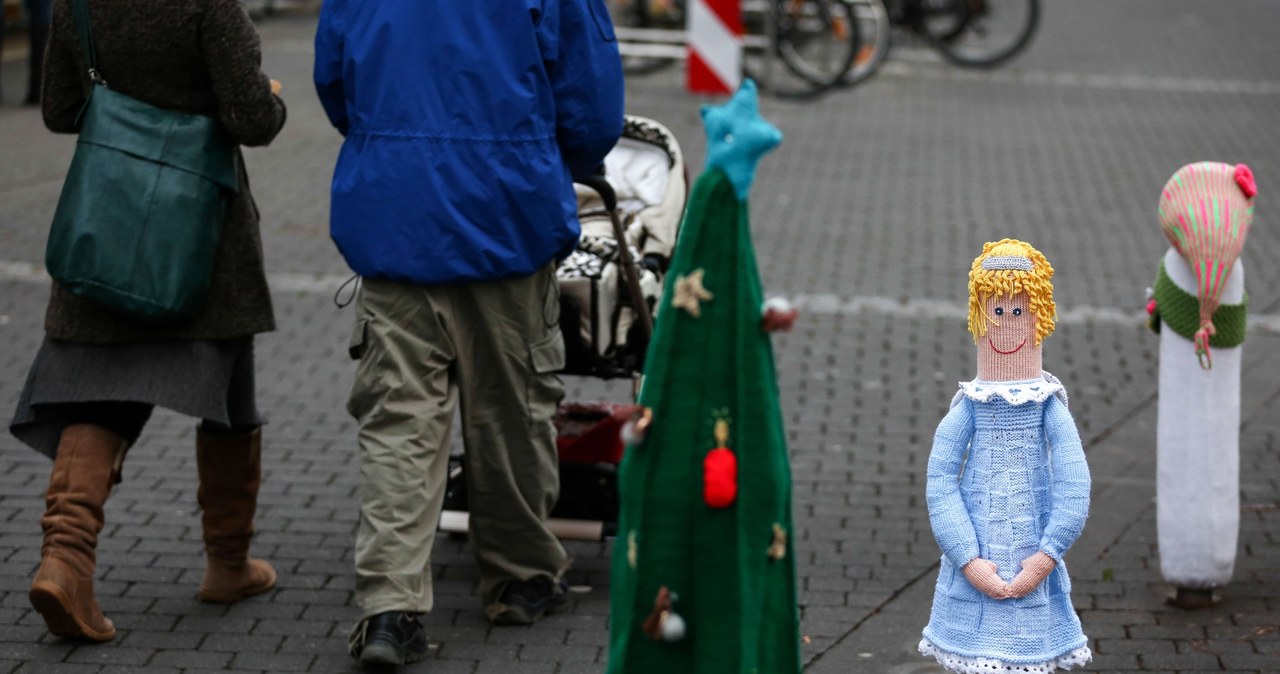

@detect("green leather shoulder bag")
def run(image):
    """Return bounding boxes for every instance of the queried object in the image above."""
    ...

[45,0,238,322]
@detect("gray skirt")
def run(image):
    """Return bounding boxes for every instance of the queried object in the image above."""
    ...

[9,337,263,457]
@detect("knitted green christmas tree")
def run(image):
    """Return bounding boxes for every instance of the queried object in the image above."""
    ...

[607,80,800,674]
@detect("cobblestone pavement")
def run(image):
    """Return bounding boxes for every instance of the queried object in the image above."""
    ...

[2,1,1279,672]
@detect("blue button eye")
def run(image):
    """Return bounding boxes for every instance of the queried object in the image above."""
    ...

[994,307,1004,316]
[1012,307,1022,316]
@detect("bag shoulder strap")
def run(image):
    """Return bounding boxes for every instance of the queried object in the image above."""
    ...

[71,0,105,84]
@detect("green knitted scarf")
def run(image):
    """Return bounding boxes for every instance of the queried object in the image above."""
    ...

[1149,260,1247,348]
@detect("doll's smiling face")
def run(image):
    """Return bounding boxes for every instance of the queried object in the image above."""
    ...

[969,242,1056,382]
[983,292,1035,358]
[975,290,1043,381]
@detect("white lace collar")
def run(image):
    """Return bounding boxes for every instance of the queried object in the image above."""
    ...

[959,376,1063,406]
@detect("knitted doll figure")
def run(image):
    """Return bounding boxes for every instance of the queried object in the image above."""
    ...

[919,239,1093,674]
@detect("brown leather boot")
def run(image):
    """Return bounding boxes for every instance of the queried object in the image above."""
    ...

[29,424,127,642]
[195,426,276,602]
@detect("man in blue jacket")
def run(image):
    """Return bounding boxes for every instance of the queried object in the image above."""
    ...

[314,1,623,668]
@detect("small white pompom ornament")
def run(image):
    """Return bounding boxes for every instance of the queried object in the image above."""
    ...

[763,296,793,313]
[660,611,686,642]
[621,420,642,445]
[620,406,653,445]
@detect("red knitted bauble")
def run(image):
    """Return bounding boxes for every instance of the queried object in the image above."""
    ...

[703,447,738,508]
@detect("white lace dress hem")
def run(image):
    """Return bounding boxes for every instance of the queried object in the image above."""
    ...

[918,638,1092,674]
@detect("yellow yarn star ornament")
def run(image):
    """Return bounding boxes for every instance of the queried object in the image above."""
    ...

[672,269,714,318]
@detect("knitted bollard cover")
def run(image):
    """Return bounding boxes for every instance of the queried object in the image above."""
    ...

[607,81,800,674]
[919,240,1092,674]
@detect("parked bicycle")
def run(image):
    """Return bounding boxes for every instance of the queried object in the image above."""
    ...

[610,0,861,97]
[844,0,1039,85]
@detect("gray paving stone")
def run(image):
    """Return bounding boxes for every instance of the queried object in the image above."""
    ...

[63,646,156,667]
[270,588,350,606]
[439,642,517,661]
[118,631,203,651]
[565,629,609,648]
[254,617,335,637]
[553,663,606,674]
[0,641,75,662]
[303,657,366,674]
[1128,624,1210,640]
[1087,652,1144,670]
[0,627,44,644]
[386,657,475,674]
[1138,651,1223,670]
[141,598,228,618]
[13,664,100,674]
[478,662,554,674]
[519,644,601,663]
[199,634,285,653]
[147,650,235,670]
[1217,652,1280,671]
[172,615,258,634]
[1082,610,1162,626]
[222,600,307,620]
[229,652,315,671]
[300,604,357,622]
[483,627,562,646]
[1098,638,1178,656]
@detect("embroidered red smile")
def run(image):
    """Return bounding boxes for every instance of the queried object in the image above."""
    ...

[989,338,1026,355]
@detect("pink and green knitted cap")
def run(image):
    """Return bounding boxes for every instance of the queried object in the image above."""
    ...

[1157,161,1256,359]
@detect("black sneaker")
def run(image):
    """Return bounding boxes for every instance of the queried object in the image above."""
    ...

[489,577,570,626]
[348,611,429,668]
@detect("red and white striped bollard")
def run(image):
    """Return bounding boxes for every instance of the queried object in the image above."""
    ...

[686,0,742,95]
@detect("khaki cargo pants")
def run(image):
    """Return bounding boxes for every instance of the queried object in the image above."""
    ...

[346,265,568,619]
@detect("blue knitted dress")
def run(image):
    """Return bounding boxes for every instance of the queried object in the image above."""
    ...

[920,376,1092,673]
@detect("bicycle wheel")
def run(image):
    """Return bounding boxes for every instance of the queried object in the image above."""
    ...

[775,0,861,89]
[915,0,1038,68]
[841,0,892,86]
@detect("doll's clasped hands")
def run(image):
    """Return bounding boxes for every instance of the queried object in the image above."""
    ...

[962,551,1056,600]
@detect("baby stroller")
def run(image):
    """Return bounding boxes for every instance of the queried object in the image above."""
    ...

[439,116,688,540]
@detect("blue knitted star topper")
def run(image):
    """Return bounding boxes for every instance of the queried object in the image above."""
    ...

[701,79,783,199]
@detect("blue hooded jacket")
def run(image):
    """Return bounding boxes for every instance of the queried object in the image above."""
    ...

[314,0,624,284]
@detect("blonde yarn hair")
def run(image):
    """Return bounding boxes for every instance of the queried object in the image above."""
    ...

[968,239,1056,346]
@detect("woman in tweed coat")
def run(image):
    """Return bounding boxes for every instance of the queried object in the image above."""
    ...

[9,0,286,642]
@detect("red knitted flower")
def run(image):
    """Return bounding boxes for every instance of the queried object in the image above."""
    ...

[1235,163,1257,199]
